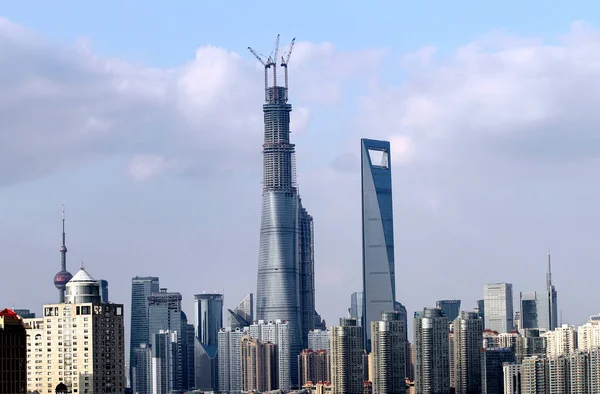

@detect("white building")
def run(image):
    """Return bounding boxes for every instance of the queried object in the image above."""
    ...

[578,314,600,351]
[24,268,125,394]
[502,363,521,394]
[484,283,514,333]
[569,351,590,393]
[371,312,406,394]
[543,324,577,357]
[590,347,600,393]
[520,356,548,394]
[308,328,330,352]
[547,356,568,394]
[249,320,291,391]
[218,327,247,393]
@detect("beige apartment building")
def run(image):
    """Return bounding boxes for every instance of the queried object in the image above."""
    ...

[24,268,125,394]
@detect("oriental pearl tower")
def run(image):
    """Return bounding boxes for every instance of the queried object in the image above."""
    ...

[54,205,72,303]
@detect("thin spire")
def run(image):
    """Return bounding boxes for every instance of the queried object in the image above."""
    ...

[546,250,552,290]
[60,204,67,271]
[62,204,66,247]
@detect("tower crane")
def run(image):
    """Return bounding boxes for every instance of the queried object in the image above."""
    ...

[281,38,296,100]
[248,46,271,101]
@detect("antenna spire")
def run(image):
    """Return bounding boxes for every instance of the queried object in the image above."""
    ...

[546,250,552,290]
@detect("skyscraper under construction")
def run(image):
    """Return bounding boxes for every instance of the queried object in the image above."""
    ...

[249,35,315,387]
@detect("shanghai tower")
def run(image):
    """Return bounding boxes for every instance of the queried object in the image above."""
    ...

[249,35,315,387]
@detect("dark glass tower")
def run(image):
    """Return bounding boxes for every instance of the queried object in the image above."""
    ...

[436,300,462,322]
[547,254,558,330]
[129,276,159,389]
[250,36,315,387]
[194,293,223,391]
[361,138,396,351]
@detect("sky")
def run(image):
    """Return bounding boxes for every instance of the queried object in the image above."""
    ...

[1,1,600,335]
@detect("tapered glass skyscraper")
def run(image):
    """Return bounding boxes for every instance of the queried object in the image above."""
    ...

[361,138,396,351]
[250,36,315,387]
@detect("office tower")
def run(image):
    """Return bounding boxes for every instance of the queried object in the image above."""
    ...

[436,300,461,323]
[298,349,330,386]
[476,299,485,328]
[449,325,455,390]
[180,311,194,391]
[228,293,254,329]
[503,363,521,394]
[185,324,195,389]
[218,327,247,393]
[516,329,547,364]
[98,279,109,303]
[414,307,450,394]
[590,347,600,393]
[453,312,482,394]
[542,324,577,357]
[521,356,548,394]
[131,344,152,394]
[249,319,292,391]
[152,330,178,394]
[330,318,363,394]
[361,138,396,351]
[520,291,550,331]
[308,328,330,351]
[569,351,589,393]
[13,309,35,319]
[240,335,278,392]
[546,254,558,331]
[349,292,364,326]
[53,206,73,303]
[406,342,415,381]
[577,314,600,351]
[547,355,568,394]
[147,289,183,391]
[193,293,223,391]
[484,283,514,333]
[371,311,406,394]
[481,348,515,394]
[0,308,26,394]
[251,38,315,388]
[130,275,160,384]
[24,292,125,393]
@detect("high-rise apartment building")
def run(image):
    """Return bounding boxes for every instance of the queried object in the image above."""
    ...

[193,293,223,391]
[542,324,577,357]
[516,329,547,364]
[0,308,26,394]
[484,283,514,333]
[129,275,159,386]
[331,318,363,394]
[228,293,253,329]
[25,271,125,394]
[547,355,569,394]
[577,314,600,351]
[240,335,278,392]
[147,289,183,391]
[371,311,406,394]
[453,311,482,394]
[308,328,330,352]
[449,325,455,390]
[217,327,247,393]
[361,138,396,351]
[436,300,461,323]
[151,330,178,394]
[503,363,521,394]
[520,291,550,331]
[481,348,515,394]
[252,38,316,389]
[298,349,330,386]
[569,350,589,393]
[521,356,548,394]
[590,347,600,392]
[349,292,363,327]
[249,319,291,391]
[414,307,450,394]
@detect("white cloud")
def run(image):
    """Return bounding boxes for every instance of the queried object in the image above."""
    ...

[128,155,184,182]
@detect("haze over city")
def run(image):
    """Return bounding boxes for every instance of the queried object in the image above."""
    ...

[3,0,600,335]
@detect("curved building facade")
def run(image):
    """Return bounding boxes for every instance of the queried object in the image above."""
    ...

[253,40,316,388]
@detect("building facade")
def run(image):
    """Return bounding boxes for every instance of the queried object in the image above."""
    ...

[349,292,363,328]
[414,308,450,394]
[228,293,254,329]
[0,308,26,394]
[361,138,396,351]
[25,300,125,394]
[193,293,223,391]
[542,324,577,357]
[151,330,178,394]
[519,291,550,331]
[298,349,330,386]
[484,283,514,334]
[217,327,246,393]
[453,312,482,394]
[330,318,363,394]
[436,300,461,323]
[503,363,521,394]
[481,347,514,394]
[253,38,316,389]
[240,335,278,392]
[521,356,548,394]
[131,344,152,394]
[308,329,330,352]
[371,311,406,394]
[249,319,292,391]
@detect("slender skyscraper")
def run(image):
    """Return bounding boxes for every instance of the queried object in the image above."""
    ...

[547,254,558,331]
[194,293,223,391]
[361,138,396,351]
[53,205,73,303]
[250,35,315,386]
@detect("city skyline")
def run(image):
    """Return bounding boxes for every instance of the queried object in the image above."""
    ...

[2,2,600,333]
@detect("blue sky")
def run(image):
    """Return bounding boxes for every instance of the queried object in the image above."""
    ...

[2,1,600,335]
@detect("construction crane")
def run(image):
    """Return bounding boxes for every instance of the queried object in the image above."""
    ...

[280,37,296,101]
[248,46,271,101]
